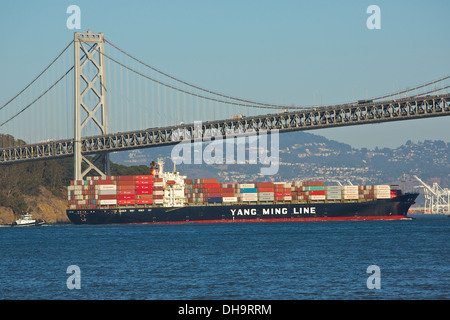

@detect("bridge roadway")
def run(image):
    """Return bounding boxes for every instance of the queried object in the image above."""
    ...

[1,93,450,164]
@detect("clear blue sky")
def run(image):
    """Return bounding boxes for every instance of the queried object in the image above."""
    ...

[0,0,449,149]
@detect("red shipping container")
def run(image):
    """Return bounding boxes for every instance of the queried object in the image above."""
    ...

[118,195,135,200]
[204,183,221,189]
[136,184,153,190]
[135,175,154,180]
[257,182,274,188]
[306,181,324,186]
[137,199,153,204]
[275,192,284,197]
[154,195,163,199]
[221,193,235,198]
[98,195,117,200]
[309,190,326,196]
[202,179,218,184]
[135,179,154,185]
[284,192,292,196]
[118,200,135,205]
[118,190,135,195]
[136,190,152,195]
[96,180,115,185]
[258,187,273,192]
[137,194,153,199]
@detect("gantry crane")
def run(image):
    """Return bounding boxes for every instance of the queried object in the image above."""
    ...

[414,175,450,214]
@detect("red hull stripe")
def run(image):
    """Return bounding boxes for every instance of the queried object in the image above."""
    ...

[121,215,410,225]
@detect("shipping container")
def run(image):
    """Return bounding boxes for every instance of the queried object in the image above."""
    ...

[222,197,238,202]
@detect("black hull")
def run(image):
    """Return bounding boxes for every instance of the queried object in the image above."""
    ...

[66,193,418,225]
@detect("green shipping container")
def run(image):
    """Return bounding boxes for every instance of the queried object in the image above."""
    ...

[305,186,325,191]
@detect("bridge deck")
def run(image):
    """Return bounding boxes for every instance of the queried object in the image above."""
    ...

[1,93,449,164]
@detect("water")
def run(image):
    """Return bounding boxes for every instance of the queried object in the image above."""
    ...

[0,215,448,300]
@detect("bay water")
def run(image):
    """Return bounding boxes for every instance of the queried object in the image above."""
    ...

[0,214,448,300]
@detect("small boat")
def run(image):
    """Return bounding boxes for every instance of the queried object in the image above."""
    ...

[9,213,46,227]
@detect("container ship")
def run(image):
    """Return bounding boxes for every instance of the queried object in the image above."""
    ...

[66,160,419,225]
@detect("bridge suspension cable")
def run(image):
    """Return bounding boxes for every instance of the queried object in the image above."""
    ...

[0,40,74,113]
[0,66,74,128]
[104,39,304,110]
[370,74,450,101]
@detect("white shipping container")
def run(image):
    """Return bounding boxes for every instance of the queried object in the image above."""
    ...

[342,186,358,191]
[259,196,274,201]
[343,194,358,199]
[375,194,390,199]
[326,186,342,191]
[154,199,163,204]
[375,185,390,190]
[310,195,326,200]
[223,197,238,202]
[283,196,292,201]
[258,192,274,197]
[342,190,358,195]
[242,194,258,199]
[95,185,117,190]
[153,190,164,195]
[239,183,255,188]
[97,189,116,195]
[375,190,390,194]
[154,182,164,187]
[327,195,342,200]
[99,199,117,205]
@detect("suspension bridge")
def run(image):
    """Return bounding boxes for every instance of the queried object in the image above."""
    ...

[1,31,449,180]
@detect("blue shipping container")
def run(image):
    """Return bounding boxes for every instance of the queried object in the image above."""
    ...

[240,188,258,193]
[208,197,223,203]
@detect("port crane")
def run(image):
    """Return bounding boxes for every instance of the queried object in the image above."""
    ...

[413,176,450,215]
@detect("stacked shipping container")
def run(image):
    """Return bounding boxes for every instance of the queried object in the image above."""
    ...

[68,175,400,210]
[67,175,155,209]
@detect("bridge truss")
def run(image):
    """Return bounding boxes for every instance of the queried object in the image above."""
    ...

[1,93,449,165]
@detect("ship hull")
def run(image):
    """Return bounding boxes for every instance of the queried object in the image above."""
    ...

[66,193,418,225]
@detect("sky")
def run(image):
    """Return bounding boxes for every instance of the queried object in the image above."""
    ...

[0,0,449,149]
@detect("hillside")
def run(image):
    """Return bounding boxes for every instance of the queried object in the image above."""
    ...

[0,186,69,225]
[110,131,450,189]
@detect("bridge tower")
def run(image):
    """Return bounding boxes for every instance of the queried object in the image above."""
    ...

[73,30,110,180]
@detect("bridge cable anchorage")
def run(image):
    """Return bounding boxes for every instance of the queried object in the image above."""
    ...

[104,39,306,110]
[0,40,74,113]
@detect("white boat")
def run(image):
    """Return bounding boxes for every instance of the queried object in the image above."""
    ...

[9,213,46,227]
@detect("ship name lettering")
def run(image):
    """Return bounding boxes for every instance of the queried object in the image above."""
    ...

[262,208,288,215]
[293,207,316,214]
[231,209,256,216]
